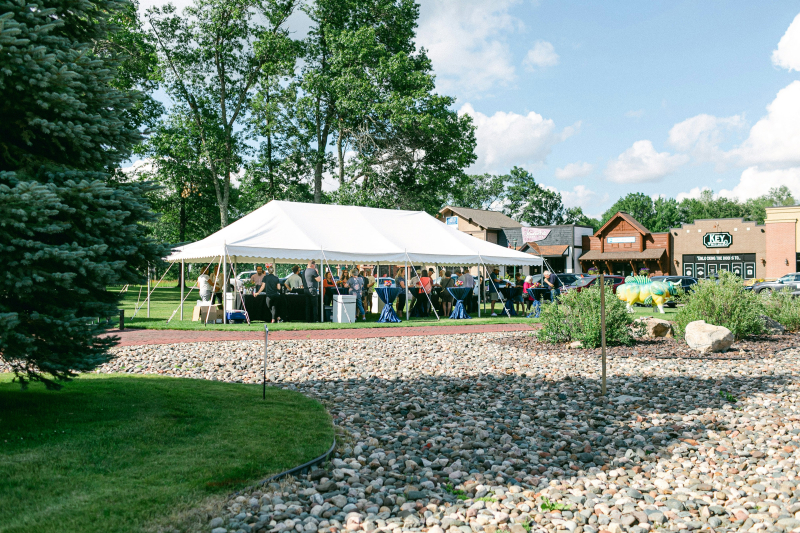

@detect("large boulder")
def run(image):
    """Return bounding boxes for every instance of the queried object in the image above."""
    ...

[685,320,734,353]
[634,316,673,338]
[760,314,786,335]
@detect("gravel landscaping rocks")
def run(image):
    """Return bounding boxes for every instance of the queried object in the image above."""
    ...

[50,331,800,532]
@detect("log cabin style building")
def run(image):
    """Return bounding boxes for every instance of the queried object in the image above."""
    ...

[579,212,671,276]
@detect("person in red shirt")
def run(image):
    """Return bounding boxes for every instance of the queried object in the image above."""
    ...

[419,269,432,316]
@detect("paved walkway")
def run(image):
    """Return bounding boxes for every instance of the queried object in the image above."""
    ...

[102,323,536,346]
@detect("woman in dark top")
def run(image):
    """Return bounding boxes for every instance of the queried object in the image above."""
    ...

[323,271,336,306]
[259,267,283,322]
[439,270,456,317]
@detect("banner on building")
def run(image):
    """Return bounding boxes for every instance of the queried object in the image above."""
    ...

[521,228,551,242]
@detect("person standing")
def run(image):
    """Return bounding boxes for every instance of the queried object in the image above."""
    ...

[260,266,283,323]
[543,270,562,302]
[323,271,336,307]
[360,269,371,316]
[488,267,500,316]
[514,272,525,314]
[249,265,266,288]
[198,266,213,302]
[395,267,406,315]
[348,268,366,321]
[285,266,304,291]
[303,261,321,322]
[459,268,476,313]
[439,270,456,317]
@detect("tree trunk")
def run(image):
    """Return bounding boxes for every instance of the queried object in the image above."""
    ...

[337,124,344,186]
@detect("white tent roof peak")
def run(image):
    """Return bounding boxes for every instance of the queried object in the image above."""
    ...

[166,200,542,267]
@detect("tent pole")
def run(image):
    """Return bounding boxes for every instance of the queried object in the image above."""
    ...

[222,247,227,324]
[477,264,481,318]
[180,259,184,321]
[320,257,324,323]
[405,259,409,321]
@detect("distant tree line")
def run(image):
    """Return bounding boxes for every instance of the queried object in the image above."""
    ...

[450,169,795,232]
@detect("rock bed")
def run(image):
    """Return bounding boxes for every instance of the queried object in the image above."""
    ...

[494,333,799,361]
[95,332,800,532]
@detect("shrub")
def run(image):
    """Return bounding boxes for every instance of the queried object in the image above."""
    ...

[537,283,640,348]
[674,271,764,339]
[761,289,800,332]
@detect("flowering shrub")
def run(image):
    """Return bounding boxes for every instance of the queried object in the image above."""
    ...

[587,267,599,275]
[638,267,650,276]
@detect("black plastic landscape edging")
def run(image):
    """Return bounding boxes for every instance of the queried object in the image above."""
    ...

[234,436,337,496]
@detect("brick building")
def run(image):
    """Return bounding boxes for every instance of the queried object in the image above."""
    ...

[578,212,671,276]
[670,219,766,280]
[765,206,800,278]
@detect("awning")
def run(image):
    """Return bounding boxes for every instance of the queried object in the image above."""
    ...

[528,244,569,256]
[166,201,543,267]
[579,249,666,262]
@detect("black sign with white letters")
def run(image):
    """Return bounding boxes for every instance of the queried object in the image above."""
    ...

[703,232,732,248]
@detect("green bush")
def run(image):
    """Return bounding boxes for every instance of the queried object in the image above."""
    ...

[761,288,800,332]
[537,284,640,348]
[674,271,764,339]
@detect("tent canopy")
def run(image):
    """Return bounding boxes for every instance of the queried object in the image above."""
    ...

[166,201,543,267]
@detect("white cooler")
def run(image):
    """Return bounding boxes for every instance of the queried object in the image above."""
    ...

[333,294,357,323]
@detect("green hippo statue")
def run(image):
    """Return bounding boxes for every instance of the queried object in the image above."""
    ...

[616,275,679,314]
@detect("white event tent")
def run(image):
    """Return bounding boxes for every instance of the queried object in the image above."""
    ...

[165,201,542,322]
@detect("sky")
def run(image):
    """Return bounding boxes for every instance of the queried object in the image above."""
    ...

[136,1,800,218]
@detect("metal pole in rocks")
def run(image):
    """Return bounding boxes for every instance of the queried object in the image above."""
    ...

[600,272,607,395]
[268,325,269,400]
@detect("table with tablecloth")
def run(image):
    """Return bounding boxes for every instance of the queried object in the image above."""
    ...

[497,287,519,316]
[409,288,432,317]
[243,292,307,322]
[447,287,472,319]
[376,287,401,322]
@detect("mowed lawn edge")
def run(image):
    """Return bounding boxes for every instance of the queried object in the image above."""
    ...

[0,374,334,533]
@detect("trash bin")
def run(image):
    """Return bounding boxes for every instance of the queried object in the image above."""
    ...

[333,294,357,323]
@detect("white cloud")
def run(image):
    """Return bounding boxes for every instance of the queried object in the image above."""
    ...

[604,140,689,184]
[675,186,712,202]
[718,166,800,201]
[523,41,559,71]
[555,161,593,180]
[624,109,644,119]
[417,0,521,96]
[772,12,800,72]
[559,185,608,211]
[668,113,744,155]
[732,81,800,168]
[459,103,577,173]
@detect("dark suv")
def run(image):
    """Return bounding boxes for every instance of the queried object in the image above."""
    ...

[750,273,800,294]
[649,275,698,307]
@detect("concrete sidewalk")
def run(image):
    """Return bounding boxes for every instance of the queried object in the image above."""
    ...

[101,323,536,346]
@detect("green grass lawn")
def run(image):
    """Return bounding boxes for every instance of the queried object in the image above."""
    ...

[0,374,333,533]
[112,284,538,330]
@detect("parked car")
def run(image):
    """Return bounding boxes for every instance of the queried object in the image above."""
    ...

[649,275,698,307]
[564,275,626,294]
[750,273,800,294]
[376,276,396,288]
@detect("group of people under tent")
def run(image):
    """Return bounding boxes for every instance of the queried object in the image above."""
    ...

[195,260,566,323]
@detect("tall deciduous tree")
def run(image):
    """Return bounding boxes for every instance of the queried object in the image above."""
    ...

[503,167,569,226]
[147,0,295,227]
[0,0,166,388]
[299,0,475,208]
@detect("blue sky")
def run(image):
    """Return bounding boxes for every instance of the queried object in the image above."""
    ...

[415,0,800,216]
[136,0,800,217]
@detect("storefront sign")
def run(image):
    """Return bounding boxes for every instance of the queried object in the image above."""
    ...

[703,232,732,248]
[522,228,551,242]
[607,236,636,244]
[683,254,756,279]
[445,216,458,226]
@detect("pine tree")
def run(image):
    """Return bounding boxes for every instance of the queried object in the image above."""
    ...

[0,0,166,388]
